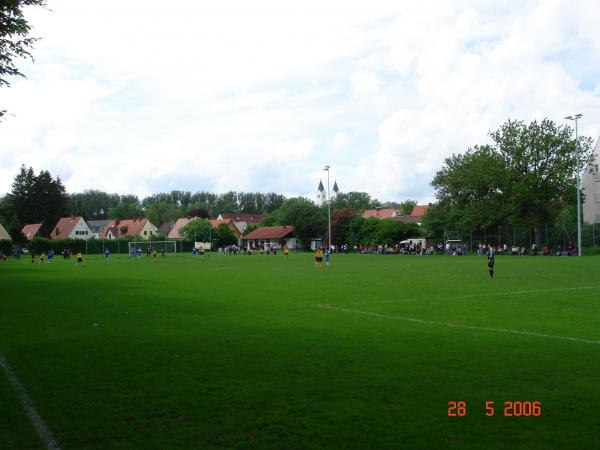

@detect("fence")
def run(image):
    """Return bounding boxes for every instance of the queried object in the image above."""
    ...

[439,223,599,253]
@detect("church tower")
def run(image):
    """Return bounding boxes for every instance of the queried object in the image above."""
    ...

[332,181,339,200]
[316,180,326,206]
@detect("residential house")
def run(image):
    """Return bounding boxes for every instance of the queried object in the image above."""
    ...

[157,221,175,236]
[50,217,93,240]
[362,208,398,219]
[167,217,241,241]
[216,213,265,235]
[167,218,194,239]
[88,220,111,239]
[242,226,297,250]
[21,223,42,241]
[209,219,241,241]
[101,219,157,240]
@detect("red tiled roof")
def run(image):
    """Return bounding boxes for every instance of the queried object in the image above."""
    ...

[209,219,241,238]
[167,218,193,239]
[362,208,397,219]
[22,223,42,240]
[410,205,430,218]
[50,217,84,240]
[242,226,295,240]
[101,219,151,238]
[219,213,265,224]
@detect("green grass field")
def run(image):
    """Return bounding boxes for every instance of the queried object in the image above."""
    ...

[1,253,599,449]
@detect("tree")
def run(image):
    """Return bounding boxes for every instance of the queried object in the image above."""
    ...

[178,218,212,241]
[399,199,418,216]
[428,119,594,246]
[107,195,143,219]
[33,170,69,236]
[332,191,380,213]
[430,145,509,232]
[267,197,326,248]
[3,165,68,239]
[330,208,356,245]
[1,0,47,120]
[490,119,592,245]
[69,190,120,220]
[214,223,237,247]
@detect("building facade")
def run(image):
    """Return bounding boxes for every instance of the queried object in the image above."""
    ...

[582,138,600,224]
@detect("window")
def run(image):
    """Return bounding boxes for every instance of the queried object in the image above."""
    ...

[144,230,147,235]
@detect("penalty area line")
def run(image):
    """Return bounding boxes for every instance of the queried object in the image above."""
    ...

[314,304,600,346]
[345,285,600,306]
[0,353,61,450]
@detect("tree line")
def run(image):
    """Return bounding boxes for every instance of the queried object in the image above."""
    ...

[0,165,417,246]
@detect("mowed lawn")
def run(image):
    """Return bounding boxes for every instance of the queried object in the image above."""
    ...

[1,253,599,449]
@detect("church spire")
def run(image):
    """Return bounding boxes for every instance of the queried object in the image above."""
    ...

[332,181,339,193]
[317,180,324,192]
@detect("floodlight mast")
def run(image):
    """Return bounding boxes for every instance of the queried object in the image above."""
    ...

[565,114,583,256]
[323,165,331,254]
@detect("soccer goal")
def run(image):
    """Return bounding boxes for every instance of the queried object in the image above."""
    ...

[128,241,177,255]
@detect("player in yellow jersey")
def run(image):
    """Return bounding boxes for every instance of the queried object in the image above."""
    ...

[76,252,84,267]
[283,245,289,260]
[315,247,323,268]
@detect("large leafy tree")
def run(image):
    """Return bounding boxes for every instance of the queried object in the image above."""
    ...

[491,119,592,244]
[430,145,509,231]
[1,0,47,120]
[427,118,594,245]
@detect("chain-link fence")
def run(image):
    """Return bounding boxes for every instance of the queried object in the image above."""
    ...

[439,223,599,253]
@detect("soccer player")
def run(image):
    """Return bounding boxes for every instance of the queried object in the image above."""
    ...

[104,248,110,262]
[192,247,197,258]
[315,247,323,268]
[199,245,205,259]
[137,247,142,259]
[152,248,157,261]
[324,248,330,267]
[283,245,289,260]
[47,249,54,263]
[76,252,84,267]
[31,250,35,263]
[487,247,495,279]
[40,252,46,264]
[130,248,135,259]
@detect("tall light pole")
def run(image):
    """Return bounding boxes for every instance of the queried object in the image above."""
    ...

[565,114,583,256]
[323,165,331,253]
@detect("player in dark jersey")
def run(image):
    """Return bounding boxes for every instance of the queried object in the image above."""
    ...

[487,248,495,279]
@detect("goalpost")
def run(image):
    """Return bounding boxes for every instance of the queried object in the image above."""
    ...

[128,241,177,255]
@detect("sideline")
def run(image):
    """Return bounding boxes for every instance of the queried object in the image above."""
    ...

[0,353,61,450]
[346,285,600,305]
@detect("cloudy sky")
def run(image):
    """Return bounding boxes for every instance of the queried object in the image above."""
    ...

[1,0,599,203]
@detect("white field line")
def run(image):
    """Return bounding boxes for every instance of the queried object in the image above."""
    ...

[314,304,600,345]
[0,353,61,450]
[347,285,600,305]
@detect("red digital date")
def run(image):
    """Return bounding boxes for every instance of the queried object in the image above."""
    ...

[448,401,541,416]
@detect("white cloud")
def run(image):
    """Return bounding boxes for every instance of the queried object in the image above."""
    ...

[1,0,599,205]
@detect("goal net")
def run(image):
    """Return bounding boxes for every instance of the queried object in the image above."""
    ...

[128,241,177,255]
